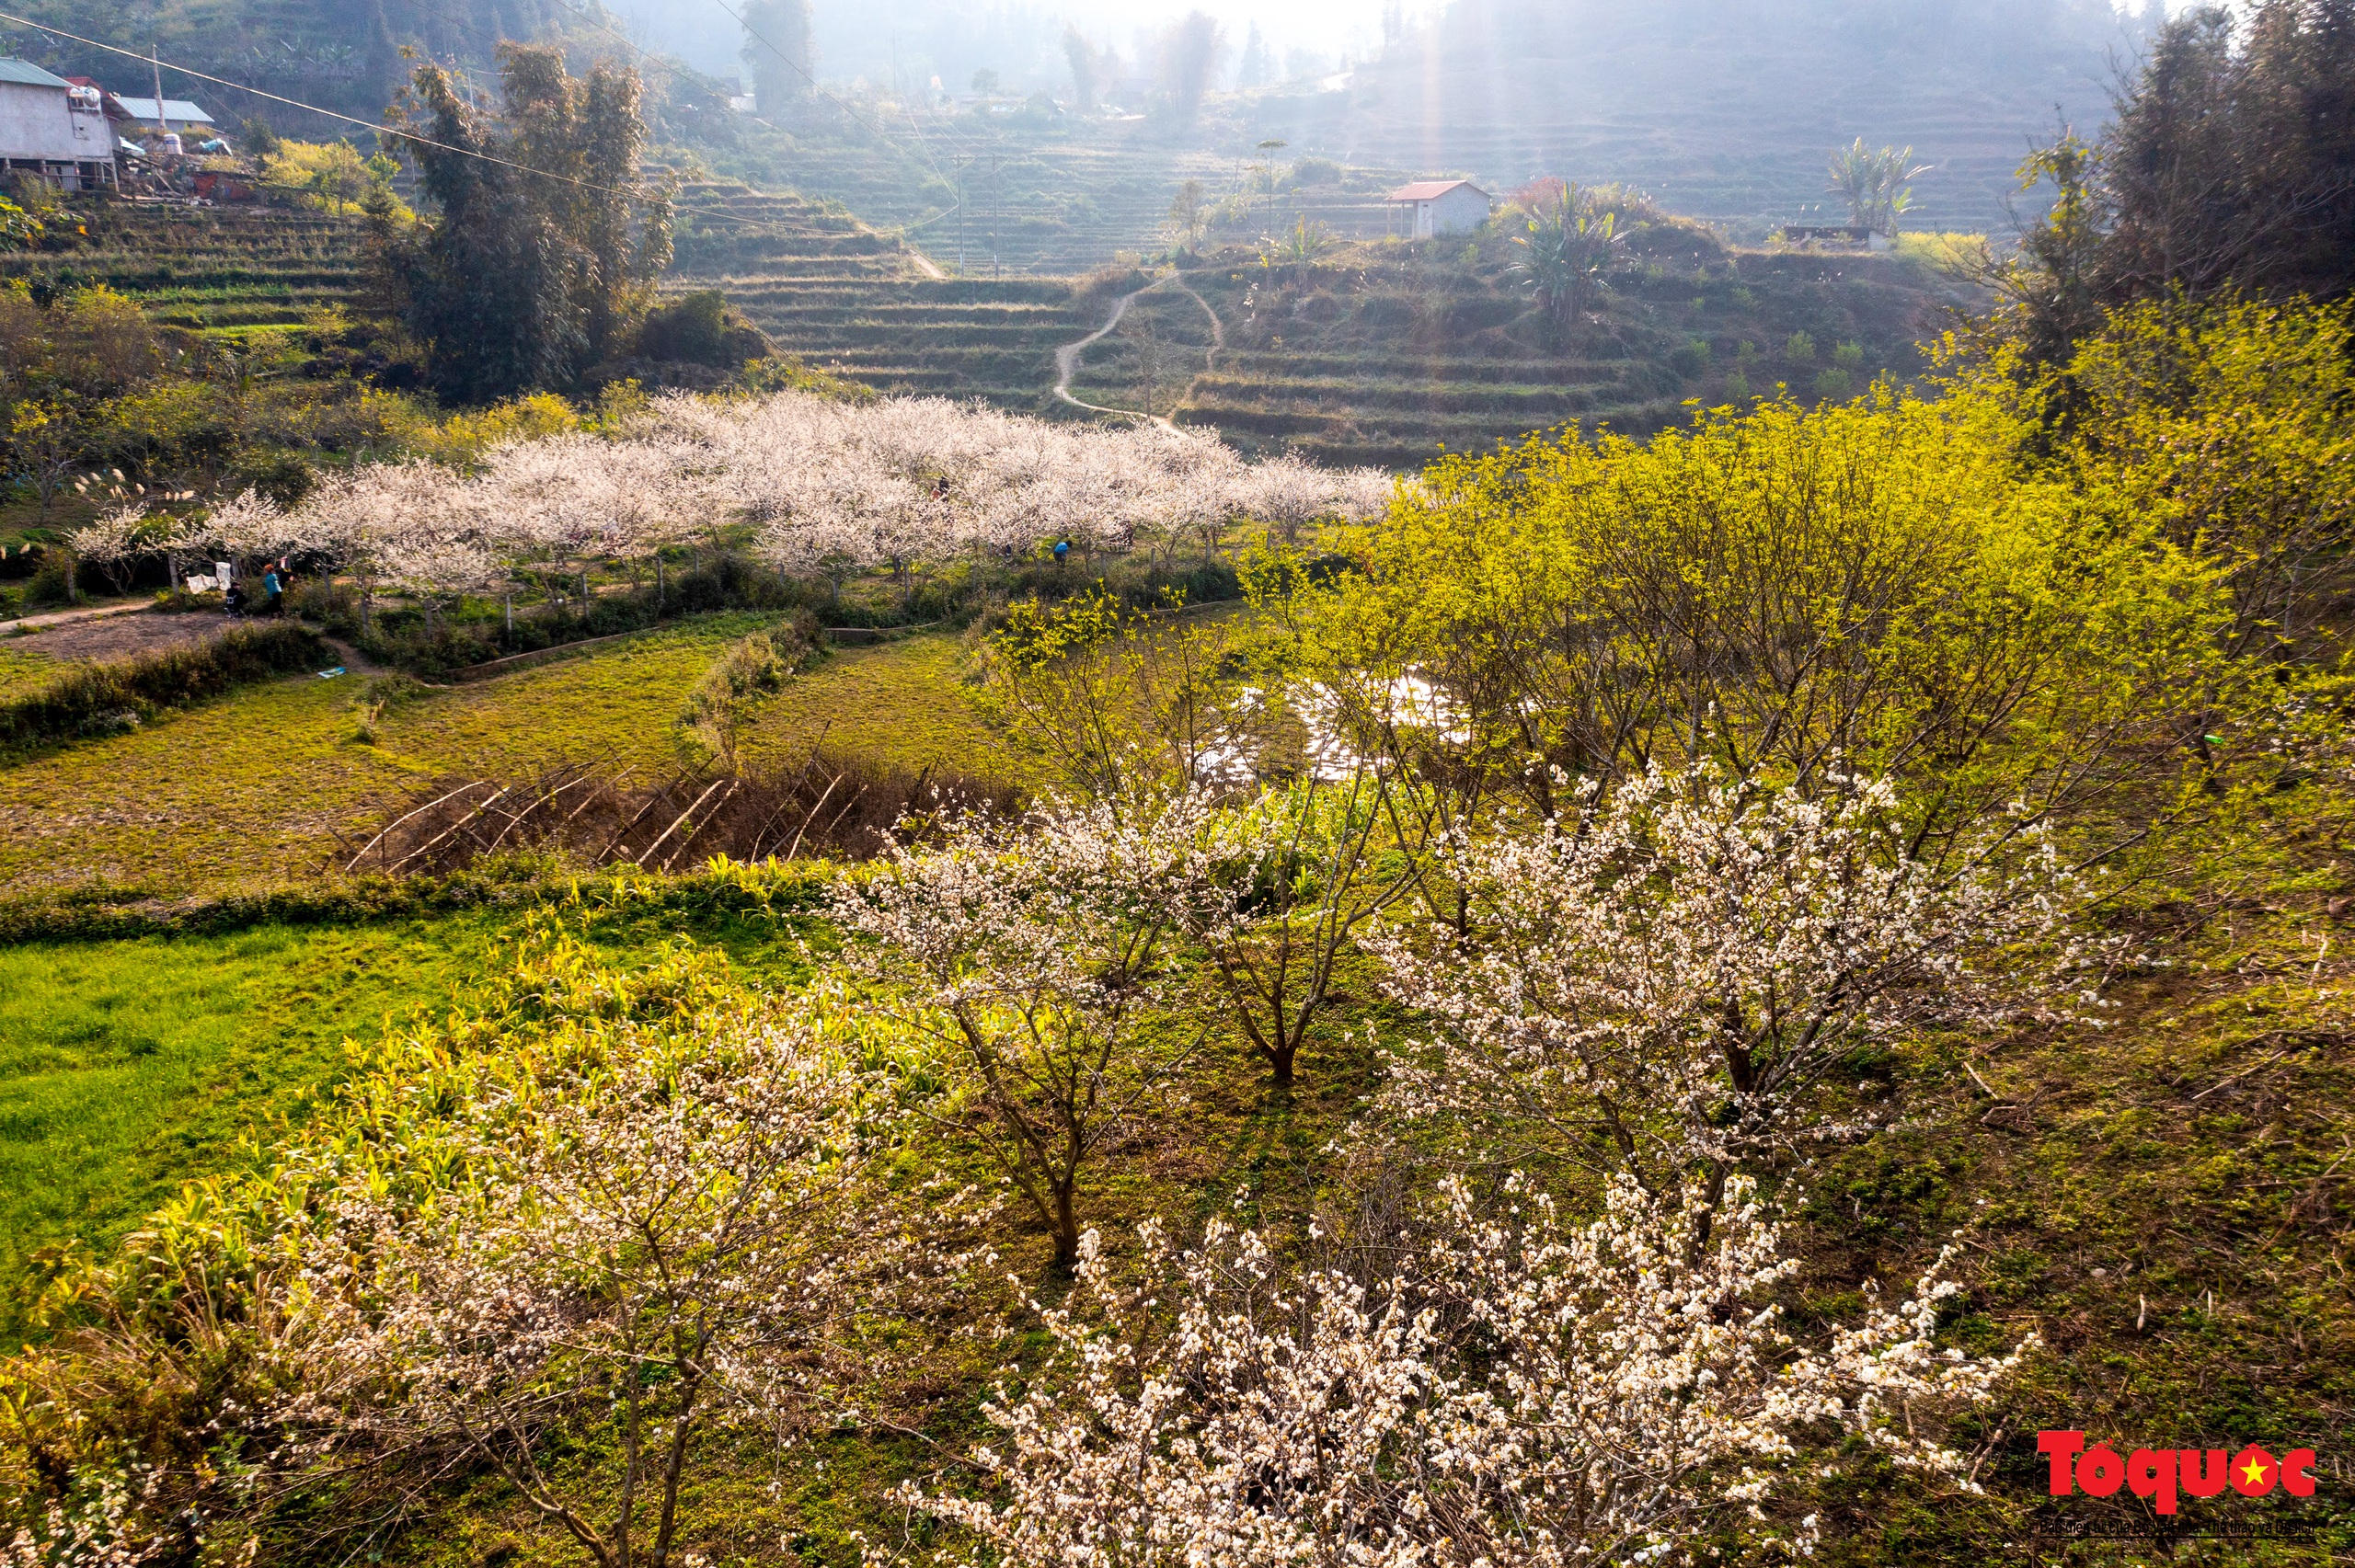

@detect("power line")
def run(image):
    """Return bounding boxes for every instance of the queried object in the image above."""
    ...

[0,7,785,230]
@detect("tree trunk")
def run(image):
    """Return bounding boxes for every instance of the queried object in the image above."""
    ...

[1268,1039,1296,1093]
[1051,1180,1080,1271]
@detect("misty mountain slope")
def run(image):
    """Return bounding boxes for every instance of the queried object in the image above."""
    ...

[1252,0,2149,232]
[0,0,594,127]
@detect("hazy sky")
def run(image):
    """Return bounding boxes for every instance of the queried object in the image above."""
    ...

[619,0,1404,88]
[618,0,2203,94]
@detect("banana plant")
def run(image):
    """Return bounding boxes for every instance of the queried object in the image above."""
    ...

[1508,185,1623,334]
[1828,138,1933,233]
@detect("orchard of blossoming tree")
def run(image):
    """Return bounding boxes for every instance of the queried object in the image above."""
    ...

[9,275,2352,1567]
[59,390,1393,667]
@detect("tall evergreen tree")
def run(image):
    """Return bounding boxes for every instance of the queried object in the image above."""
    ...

[373,48,671,403]
[741,0,814,119]
[2103,0,2355,302]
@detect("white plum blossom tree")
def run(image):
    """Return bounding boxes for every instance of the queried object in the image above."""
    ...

[1373,766,2100,1185]
[276,993,969,1568]
[831,799,1203,1270]
[911,1172,2028,1568]
[63,506,155,597]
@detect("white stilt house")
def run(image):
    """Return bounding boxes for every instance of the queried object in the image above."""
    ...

[0,58,119,190]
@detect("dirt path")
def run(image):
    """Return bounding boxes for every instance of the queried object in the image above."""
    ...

[317,635,389,678]
[907,248,948,280]
[1053,272,1229,430]
[6,608,232,666]
[1053,282,1155,422]
[1168,275,1226,378]
[6,599,151,634]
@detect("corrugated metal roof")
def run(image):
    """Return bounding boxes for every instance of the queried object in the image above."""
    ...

[1386,179,1488,202]
[0,58,72,90]
[115,96,215,124]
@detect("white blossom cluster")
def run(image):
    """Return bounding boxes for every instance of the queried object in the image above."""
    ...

[0,1473,154,1568]
[74,392,1396,606]
[1373,767,2102,1175]
[914,1173,2028,1568]
[649,394,1393,578]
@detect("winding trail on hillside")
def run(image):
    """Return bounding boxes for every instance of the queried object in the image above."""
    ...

[1168,275,1225,375]
[1052,271,1226,430]
[1053,283,1156,422]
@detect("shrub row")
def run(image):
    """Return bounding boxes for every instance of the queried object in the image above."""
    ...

[0,855,838,944]
[0,621,331,755]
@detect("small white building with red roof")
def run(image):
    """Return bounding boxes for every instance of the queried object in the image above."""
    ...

[1385,178,1492,239]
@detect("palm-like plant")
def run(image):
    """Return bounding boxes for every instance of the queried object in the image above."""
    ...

[1828,139,1934,234]
[1261,216,1334,268]
[1509,185,1623,336]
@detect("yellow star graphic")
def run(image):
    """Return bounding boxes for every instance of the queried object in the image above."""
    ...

[2240,1456,2271,1487]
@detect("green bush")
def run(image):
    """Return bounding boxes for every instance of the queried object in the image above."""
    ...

[634,290,775,368]
[0,621,328,754]
[25,547,75,607]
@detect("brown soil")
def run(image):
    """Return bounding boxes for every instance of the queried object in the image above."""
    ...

[6,609,242,668]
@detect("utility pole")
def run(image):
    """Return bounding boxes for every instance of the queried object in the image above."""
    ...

[954,155,969,274]
[1258,138,1287,236]
[151,44,167,140]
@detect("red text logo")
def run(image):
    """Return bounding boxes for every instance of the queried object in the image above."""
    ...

[2039,1431,2318,1516]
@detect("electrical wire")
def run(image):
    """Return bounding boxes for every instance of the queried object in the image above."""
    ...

[0,6,791,230]
[711,0,971,245]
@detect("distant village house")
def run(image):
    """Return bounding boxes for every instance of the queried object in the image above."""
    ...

[114,95,217,140]
[1386,178,1491,239]
[0,58,119,189]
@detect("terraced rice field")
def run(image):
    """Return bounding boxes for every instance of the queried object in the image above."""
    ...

[713,125,1244,277]
[1055,233,1971,466]
[0,201,372,330]
[671,182,1096,406]
[3,175,1967,471]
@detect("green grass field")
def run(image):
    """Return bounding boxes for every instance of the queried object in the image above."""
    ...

[0,643,56,703]
[0,893,827,1347]
[0,916,506,1340]
[0,616,1006,898]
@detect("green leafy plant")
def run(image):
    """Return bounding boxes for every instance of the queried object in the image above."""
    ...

[1827,137,1932,233]
[1507,185,1624,338]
